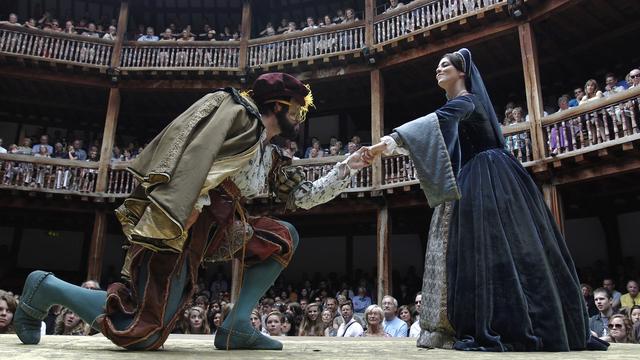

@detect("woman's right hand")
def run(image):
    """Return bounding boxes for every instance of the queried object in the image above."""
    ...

[362,142,387,162]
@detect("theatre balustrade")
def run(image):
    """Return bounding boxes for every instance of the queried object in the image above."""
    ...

[502,122,535,165]
[374,0,506,44]
[382,155,419,187]
[106,162,138,197]
[120,41,241,70]
[0,24,113,68]
[540,87,640,158]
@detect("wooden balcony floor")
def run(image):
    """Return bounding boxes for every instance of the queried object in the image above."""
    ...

[0,334,637,360]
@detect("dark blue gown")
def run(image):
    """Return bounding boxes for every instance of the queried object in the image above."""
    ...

[434,94,590,351]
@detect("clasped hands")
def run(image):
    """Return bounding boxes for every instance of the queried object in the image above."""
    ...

[344,141,389,170]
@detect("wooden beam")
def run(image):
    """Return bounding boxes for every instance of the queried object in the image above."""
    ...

[542,183,565,236]
[552,156,640,185]
[110,1,129,68]
[364,0,375,48]
[518,22,544,160]
[95,88,121,193]
[371,68,384,188]
[238,0,252,72]
[87,210,107,282]
[376,205,391,303]
[0,65,110,88]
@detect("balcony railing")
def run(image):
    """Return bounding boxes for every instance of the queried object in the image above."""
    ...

[374,0,506,45]
[106,162,138,196]
[539,87,640,159]
[0,154,99,194]
[120,41,240,70]
[0,24,113,68]
[502,121,535,165]
[248,22,365,68]
[293,156,374,192]
[382,154,419,187]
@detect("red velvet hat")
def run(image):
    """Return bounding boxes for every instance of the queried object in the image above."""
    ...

[251,72,310,105]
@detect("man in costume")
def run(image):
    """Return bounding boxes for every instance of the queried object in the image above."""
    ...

[14,73,369,351]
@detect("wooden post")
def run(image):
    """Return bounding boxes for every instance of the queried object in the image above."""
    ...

[376,205,391,303]
[230,259,242,303]
[110,1,129,68]
[364,0,375,48]
[238,0,252,71]
[542,183,564,236]
[518,22,545,160]
[95,88,121,193]
[371,69,384,188]
[87,210,107,282]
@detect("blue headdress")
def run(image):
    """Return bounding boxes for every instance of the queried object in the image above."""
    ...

[455,48,505,147]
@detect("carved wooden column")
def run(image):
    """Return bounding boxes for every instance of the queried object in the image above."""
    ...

[542,183,564,236]
[376,205,391,303]
[95,88,121,193]
[518,22,545,160]
[87,210,107,281]
[238,0,252,71]
[371,68,385,188]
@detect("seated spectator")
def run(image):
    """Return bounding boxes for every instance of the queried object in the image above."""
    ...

[569,87,585,107]
[398,305,413,328]
[54,308,88,335]
[363,304,387,337]
[321,309,336,336]
[82,23,100,37]
[277,18,289,34]
[352,287,372,314]
[0,13,22,26]
[282,312,297,336]
[71,140,87,160]
[621,280,640,310]
[308,142,324,158]
[628,69,640,89]
[32,134,54,155]
[579,79,604,105]
[603,278,623,311]
[265,311,284,336]
[0,138,7,154]
[103,25,117,40]
[0,290,16,334]
[24,17,39,29]
[343,8,359,23]
[250,309,263,332]
[87,145,99,162]
[589,287,616,338]
[322,15,334,27]
[381,295,408,337]
[299,302,323,336]
[259,22,276,37]
[283,21,297,34]
[50,142,65,158]
[336,301,363,337]
[159,28,174,41]
[63,20,77,35]
[333,9,346,24]
[138,26,159,41]
[177,29,194,42]
[385,0,406,13]
[16,137,33,155]
[34,145,50,158]
[184,306,210,334]
[409,293,422,337]
[603,314,634,343]
[303,17,317,31]
[604,73,626,96]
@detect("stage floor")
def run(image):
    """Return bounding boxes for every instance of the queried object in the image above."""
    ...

[0,334,637,359]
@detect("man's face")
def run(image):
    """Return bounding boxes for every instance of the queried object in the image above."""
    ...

[382,297,397,318]
[341,304,353,321]
[603,279,615,292]
[627,281,639,297]
[574,88,585,99]
[40,135,48,145]
[73,140,81,150]
[630,70,640,86]
[326,299,337,314]
[414,294,422,312]
[593,291,612,312]
[147,27,154,36]
[300,299,308,310]
[9,14,17,23]
[606,76,616,89]
[275,102,302,141]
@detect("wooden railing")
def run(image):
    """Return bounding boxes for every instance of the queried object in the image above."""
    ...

[382,154,418,187]
[374,0,506,44]
[502,121,535,164]
[539,87,640,159]
[0,154,99,194]
[292,155,373,192]
[0,24,113,67]
[106,162,138,196]
[248,22,365,67]
[120,41,241,69]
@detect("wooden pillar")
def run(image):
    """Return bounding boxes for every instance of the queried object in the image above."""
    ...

[364,0,375,48]
[95,88,121,193]
[87,210,107,282]
[518,22,545,160]
[110,1,129,68]
[376,206,391,303]
[238,0,252,71]
[542,183,565,235]
[230,259,242,303]
[371,69,384,188]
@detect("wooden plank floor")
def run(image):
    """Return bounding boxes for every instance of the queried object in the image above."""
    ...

[0,334,637,360]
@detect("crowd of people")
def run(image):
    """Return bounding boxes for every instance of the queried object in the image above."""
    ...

[0,12,118,40]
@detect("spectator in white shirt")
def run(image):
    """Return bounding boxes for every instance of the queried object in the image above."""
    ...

[409,293,422,337]
[336,302,363,337]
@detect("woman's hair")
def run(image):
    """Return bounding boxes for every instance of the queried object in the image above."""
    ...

[608,314,634,343]
[584,79,600,96]
[287,302,304,325]
[0,291,17,333]
[397,305,413,325]
[266,310,285,324]
[209,310,223,332]
[185,306,210,334]
[54,308,88,335]
[364,304,385,333]
[298,302,324,336]
[283,312,299,336]
[442,52,465,73]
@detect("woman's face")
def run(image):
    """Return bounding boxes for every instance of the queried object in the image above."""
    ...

[213,313,222,327]
[399,309,411,322]
[581,286,590,297]
[281,318,291,334]
[0,300,14,330]
[211,303,220,312]
[64,311,80,329]
[435,57,464,90]
[266,315,282,336]
[189,310,203,329]
[586,83,596,95]
[250,313,261,330]
[608,318,626,341]
[512,109,522,120]
[321,310,332,323]
[307,305,319,321]
[630,309,640,324]
[367,311,381,326]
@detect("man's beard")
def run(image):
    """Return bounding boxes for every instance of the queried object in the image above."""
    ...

[276,109,299,140]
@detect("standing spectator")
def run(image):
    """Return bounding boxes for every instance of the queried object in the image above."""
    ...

[283,21,297,34]
[550,95,570,155]
[63,20,77,35]
[628,69,640,89]
[160,28,174,41]
[0,291,16,334]
[218,26,233,41]
[381,295,407,337]
[51,143,65,158]
[82,23,100,37]
[333,9,346,24]
[323,15,334,27]
[34,146,50,158]
[630,305,640,343]
[321,309,336,336]
[409,293,422,337]
[579,79,604,104]
[177,29,194,42]
[302,17,317,31]
[277,18,289,34]
[336,302,363,337]
[603,314,634,343]
[324,297,339,319]
[0,138,6,153]
[87,146,99,161]
[259,22,276,37]
[352,287,372,314]
[103,25,117,40]
[71,140,87,160]
[16,137,33,155]
[210,311,223,336]
[385,0,406,13]
[570,87,585,107]
[282,312,296,336]
[299,302,323,336]
[138,27,159,41]
[589,288,615,338]
[621,280,640,310]
[604,73,626,97]
[32,134,54,155]
[1,13,21,26]
[343,8,359,23]
[265,311,284,336]
[603,278,623,310]
[398,305,413,328]
[346,142,358,155]
[363,304,386,337]
[24,18,38,29]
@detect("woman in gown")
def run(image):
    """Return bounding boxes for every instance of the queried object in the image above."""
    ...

[364,48,607,352]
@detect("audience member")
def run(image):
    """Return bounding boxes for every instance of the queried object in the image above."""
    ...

[579,79,604,104]
[628,69,640,89]
[630,305,640,343]
[409,292,422,337]
[336,301,363,337]
[621,280,640,310]
[184,306,210,334]
[363,304,386,337]
[352,287,372,314]
[54,308,87,335]
[582,283,598,317]
[103,25,117,40]
[604,73,626,97]
[265,311,284,336]
[138,26,159,41]
[82,23,100,37]
[299,302,323,336]
[321,309,336,336]
[603,278,623,310]
[250,309,263,333]
[260,22,276,37]
[385,0,406,13]
[0,138,6,153]
[0,291,16,334]
[589,287,616,338]
[1,13,22,26]
[71,140,87,160]
[343,8,359,23]
[381,295,407,337]
[603,314,634,343]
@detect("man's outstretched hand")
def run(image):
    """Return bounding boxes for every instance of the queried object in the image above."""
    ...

[345,147,371,170]
[361,141,388,163]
